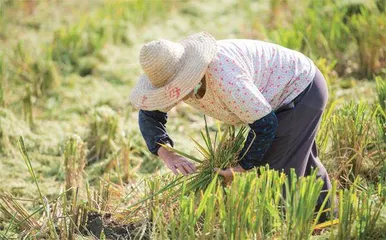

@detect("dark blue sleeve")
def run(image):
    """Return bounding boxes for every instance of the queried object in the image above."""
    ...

[138,110,174,156]
[238,111,278,170]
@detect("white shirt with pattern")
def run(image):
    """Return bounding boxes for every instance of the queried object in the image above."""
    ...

[183,39,316,125]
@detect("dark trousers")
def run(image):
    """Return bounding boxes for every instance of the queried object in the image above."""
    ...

[266,68,331,209]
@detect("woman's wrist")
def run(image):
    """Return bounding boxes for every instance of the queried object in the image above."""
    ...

[157,144,174,161]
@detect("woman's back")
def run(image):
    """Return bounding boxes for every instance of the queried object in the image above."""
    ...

[210,39,316,109]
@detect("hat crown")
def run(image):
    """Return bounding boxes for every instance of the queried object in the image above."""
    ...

[139,39,185,88]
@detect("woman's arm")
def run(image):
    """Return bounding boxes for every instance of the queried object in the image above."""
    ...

[238,111,278,170]
[138,110,196,175]
[138,110,174,155]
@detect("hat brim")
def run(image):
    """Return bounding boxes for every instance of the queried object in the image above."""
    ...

[130,32,217,111]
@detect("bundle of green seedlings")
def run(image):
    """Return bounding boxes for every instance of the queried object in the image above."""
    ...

[162,116,251,193]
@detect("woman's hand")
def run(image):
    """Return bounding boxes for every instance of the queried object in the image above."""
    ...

[214,164,246,185]
[158,146,196,175]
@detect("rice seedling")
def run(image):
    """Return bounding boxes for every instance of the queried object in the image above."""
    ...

[87,106,119,164]
[0,54,6,108]
[215,168,284,239]
[100,133,140,185]
[282,169,329,239]
[64,134,87,199]
[100,0,175,28]
[22,85,34,128]
[10,43,61,98]
[355,186,385,239]
[328,101,379,186]
[51,17,106,75]
[262,0,352,64]
[139,166,386,239]
[348,7,386,78]
[375,76,386,143]
[19,137,60,238]
[326,180,386,239]
[161,116,250,194]
[316,99,339,158]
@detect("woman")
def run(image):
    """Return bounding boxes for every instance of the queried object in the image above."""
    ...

[130,32,331,208]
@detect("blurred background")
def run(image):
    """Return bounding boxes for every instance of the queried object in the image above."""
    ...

[0,0,385,213]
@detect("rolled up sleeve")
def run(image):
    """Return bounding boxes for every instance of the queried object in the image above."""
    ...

[238,111,278,170]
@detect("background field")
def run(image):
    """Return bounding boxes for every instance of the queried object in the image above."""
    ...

[0,0,385,239]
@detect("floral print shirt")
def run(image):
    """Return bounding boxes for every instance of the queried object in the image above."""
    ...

[184,39,316,124]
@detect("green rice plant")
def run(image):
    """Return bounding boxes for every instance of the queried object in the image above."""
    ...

[51,17,106,75]
[355,186,385,239]
[314,58,339,91]
[216,168,284,239]
[162,116,249,193]
[316,99,339,158]
[50,0,175,75]
[146,167,370,239]
[87,106,119,163]
[348,7,386,78]
[10,43,60,98]
[100,134,139,185]
[18,137,59,238]
[328,101,378,186]
[262,1,352,64]
[64,134,87,199]
[100,0,175,28]
[0,54,6,107]
[0,108,32,155]
[335,185,357,239]
[57,188,89,240]
[328,180,386,239]
[375,76,386,143]
[282,169,329,239]
[22,85,34,128]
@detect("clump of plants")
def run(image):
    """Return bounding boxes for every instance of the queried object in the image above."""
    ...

[10,43,61,97]
[162,116,250,192]
[0,55,6,108]
[0,108,34,155]
[64,134,87,198]
[139,166,385,239]
[328,101,380,186]
[86,106,119,164]
[376,76,386,143]
[51,18,105,75]
[348,7,386,78]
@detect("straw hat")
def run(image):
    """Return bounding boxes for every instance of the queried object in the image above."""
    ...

[130,32,217,111]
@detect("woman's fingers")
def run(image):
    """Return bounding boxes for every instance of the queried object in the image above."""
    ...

[176,163,189,176]
[183,162,196,174]
[165,156,196,175]
[168,165,179,175]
